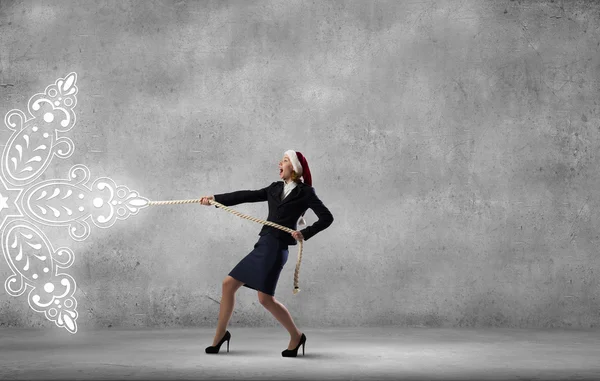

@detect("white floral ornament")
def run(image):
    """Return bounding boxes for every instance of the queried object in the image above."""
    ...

[3,73,77,187]
[20,164,149,242]
[1,73,150,334]
[3,219,78,333]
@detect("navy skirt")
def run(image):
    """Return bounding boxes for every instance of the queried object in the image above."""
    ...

[228,232,289,296]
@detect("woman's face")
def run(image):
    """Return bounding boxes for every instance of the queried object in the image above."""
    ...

[279,154,294,180]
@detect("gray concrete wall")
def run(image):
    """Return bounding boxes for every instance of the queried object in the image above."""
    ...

[0,0,599,331]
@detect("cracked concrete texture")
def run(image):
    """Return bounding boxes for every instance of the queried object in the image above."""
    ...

[0,0,599,330]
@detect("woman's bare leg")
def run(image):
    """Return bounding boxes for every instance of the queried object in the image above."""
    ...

[212,276,243,346]
[258,292,302,349]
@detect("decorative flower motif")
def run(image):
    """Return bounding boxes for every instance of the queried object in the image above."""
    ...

[2,73,77,187]
[20,164,149,241]
[1,73,150,333]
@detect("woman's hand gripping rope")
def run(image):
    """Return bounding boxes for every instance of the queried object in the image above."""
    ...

[291,230,304,241]
[196,195,304,294]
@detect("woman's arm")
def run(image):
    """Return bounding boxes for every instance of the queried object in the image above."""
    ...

[299,187,334,241]
[212,182,275,207]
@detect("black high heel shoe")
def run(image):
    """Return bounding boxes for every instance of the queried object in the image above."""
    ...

[205,330,231,354]
[282,333,306,357]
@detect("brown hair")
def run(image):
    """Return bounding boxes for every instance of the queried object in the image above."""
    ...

[291,170,302,183]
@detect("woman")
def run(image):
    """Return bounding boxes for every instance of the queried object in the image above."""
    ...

[200,150,334,357]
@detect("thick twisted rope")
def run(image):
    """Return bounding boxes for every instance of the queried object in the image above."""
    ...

[147,198,304,295]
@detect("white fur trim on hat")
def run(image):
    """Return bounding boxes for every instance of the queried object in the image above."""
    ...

[283,150,307,228]
[284,150,303,176]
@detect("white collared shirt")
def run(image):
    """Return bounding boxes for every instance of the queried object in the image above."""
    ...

[282,179,298,201]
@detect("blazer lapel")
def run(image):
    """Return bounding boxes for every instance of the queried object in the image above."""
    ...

[270,181,302,206]
[270,182,284,200]
[280,183,302,207]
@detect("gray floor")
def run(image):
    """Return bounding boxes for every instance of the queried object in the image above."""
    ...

[0,326,598,380]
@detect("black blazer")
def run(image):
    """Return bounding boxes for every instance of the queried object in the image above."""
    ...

[213,181,334,246]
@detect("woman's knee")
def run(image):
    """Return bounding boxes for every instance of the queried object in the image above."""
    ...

[222,276,242,293]
[258,292,275,306]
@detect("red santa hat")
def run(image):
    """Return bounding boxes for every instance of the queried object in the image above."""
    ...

[284,150,312,227]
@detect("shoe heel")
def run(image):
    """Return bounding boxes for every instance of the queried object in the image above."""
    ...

[227,338,230,353]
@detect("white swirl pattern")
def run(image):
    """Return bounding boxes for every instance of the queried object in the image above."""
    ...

[1,73,150,333]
